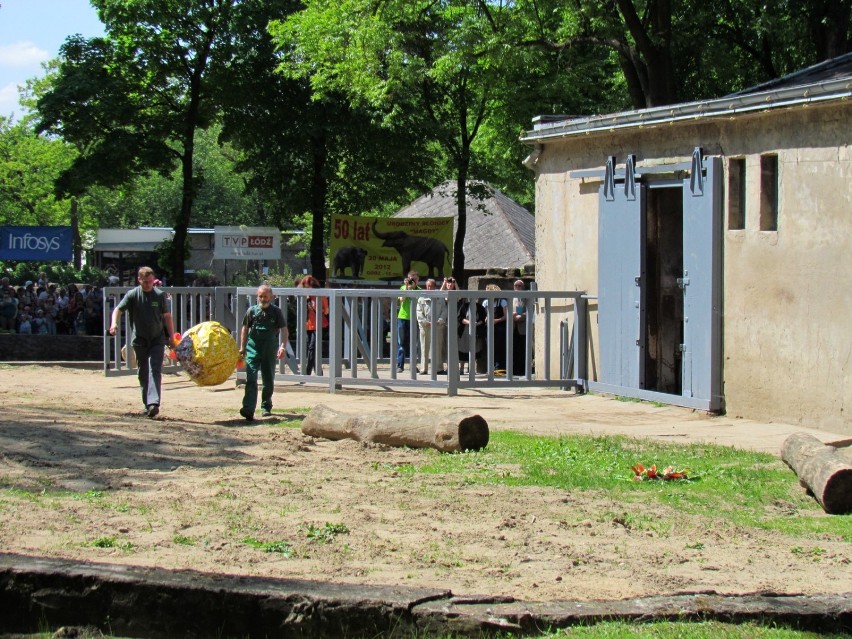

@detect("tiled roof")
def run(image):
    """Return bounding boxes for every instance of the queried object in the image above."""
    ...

[393,180,535,271]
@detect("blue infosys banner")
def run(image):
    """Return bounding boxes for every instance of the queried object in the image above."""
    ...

[0,226,73,262]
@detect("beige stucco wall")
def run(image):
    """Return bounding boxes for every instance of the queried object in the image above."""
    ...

[532,102,852,434]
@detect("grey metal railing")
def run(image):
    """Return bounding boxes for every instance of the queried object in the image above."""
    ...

[104,286,590,395]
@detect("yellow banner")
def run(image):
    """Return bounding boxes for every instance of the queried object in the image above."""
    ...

[329,215,453,282]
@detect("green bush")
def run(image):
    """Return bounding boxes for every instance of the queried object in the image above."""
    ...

[11,262,37,285]
[230,265,297,287]
[191,269,218,286]
[0,261,110,287]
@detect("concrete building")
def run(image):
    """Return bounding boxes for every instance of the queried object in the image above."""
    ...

[521,54,852,435]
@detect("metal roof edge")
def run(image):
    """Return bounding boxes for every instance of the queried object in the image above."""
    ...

[520,77,852,144]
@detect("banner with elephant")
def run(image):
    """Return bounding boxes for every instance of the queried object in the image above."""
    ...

[329,214,454,282]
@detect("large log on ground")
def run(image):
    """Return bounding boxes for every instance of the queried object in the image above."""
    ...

[301,405,489,452]
[781,432,852,514]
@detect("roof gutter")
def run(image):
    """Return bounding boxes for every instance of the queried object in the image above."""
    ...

[520,77,852,144]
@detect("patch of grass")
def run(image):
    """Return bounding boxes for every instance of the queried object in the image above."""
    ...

[305,522,349,544]
[529,620,852,637]
[410,432,852,542]
[614,396,667,408]
[270,406,311,427]
[91,536,116,548]
[172,534,196,546]
[241,536,294,556]
[14,621,849,639]
[112,501,131,513]
[75,489,106,501]
[288,407,312,414]
[89,536,133,552]
[790,546,826,561]
[0,486,44,502]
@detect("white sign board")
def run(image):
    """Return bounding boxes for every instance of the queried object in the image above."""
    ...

[214,226,281,260]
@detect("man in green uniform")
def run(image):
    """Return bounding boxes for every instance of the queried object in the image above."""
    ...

[238,284,288,421]
[109,266,176,418]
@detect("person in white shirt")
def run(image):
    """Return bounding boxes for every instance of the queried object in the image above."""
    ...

[415,278,447,375]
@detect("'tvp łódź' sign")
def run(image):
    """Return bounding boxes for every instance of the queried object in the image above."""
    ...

[213,226,281,260]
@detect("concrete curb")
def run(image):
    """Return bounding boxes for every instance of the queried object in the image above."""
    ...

[1,554,849,637]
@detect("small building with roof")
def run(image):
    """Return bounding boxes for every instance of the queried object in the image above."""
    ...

[393,180,535,278]
[521,54,852,434]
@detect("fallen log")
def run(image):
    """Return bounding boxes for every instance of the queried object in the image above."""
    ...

[781,432,852,514]
[301,405,489,453]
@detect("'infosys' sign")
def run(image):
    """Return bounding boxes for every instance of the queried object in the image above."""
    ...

[0,226,73,262]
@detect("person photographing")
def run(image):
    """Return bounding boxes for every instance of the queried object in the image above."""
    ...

[396,271,420,372]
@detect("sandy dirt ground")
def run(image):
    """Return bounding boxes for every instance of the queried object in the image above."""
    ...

[0,364,850,603]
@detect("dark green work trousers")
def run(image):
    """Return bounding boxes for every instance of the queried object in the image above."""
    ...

[242,332,277,413]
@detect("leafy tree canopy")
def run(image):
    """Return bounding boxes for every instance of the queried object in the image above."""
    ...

[0,115,77,227]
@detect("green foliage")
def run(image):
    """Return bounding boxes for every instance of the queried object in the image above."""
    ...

[229,265,297,288]
[274,0,532,277]
[154,238,191,281]
[304,522,349,544]
[0,261,110,286]
[35,0,256,283]
[190,269,218,286]
[84,124,262,230]
[531,620,852,638]
[20,620,852,639]
[218,1,435,277]
[77,264,111,287]
[6,0,842,273]
[91,536,117,548]
[98,537,133,551]
[0,115,77,226]
[242,536,294,556]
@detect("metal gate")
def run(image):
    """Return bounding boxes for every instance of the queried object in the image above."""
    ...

[590,149,723,411]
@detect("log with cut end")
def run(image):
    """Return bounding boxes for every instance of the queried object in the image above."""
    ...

[781,432,852,514]
[301,405,489,453]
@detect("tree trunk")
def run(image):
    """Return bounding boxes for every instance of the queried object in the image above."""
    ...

[301,405,489,453]
[172,141,194,286]
[781,432,852,515]
[310,126,328,283]
[453,171,467,283]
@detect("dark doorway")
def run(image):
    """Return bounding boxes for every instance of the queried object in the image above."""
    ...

[643,186,683,394]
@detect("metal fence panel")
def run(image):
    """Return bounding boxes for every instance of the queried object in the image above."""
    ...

[105,286,589,395]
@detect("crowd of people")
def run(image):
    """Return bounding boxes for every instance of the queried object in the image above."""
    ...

[0,274,105,336]
[285,270,532,378]
[407,273,532,376]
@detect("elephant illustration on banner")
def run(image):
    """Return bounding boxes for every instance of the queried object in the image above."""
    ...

[332,246,368,279]
[372,220,450,279]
